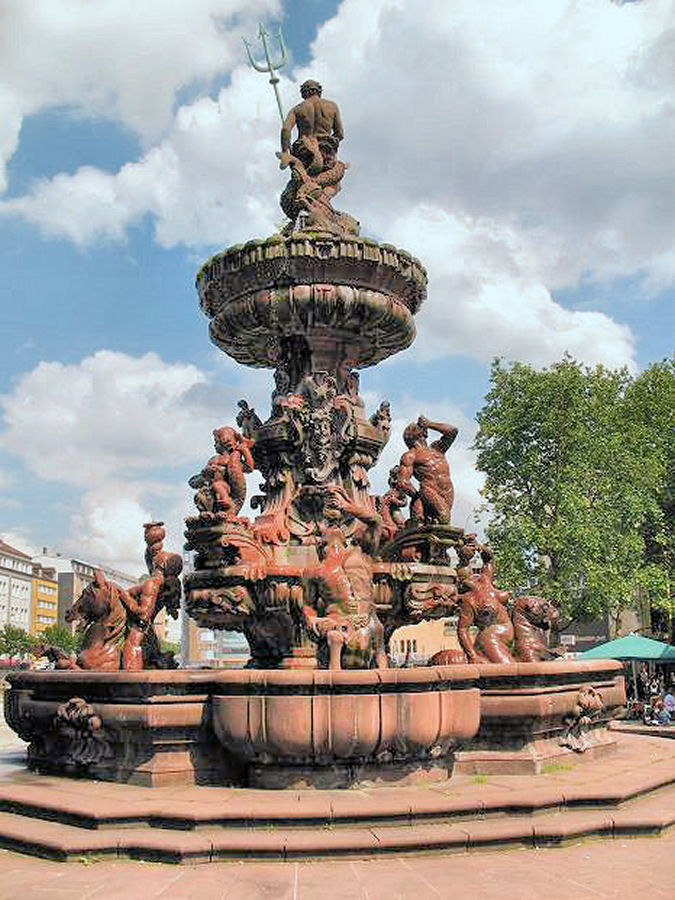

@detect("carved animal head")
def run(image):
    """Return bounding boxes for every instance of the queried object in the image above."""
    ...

[66,570,113,624]
[514,595,558,630]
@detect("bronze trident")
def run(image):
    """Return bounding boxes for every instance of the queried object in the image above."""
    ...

[243,23,288,122]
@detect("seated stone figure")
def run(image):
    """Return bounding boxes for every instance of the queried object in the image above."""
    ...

[512,594,562,661]
[277,80,357,236]
[302,487,387,670]
[456,547,515,664]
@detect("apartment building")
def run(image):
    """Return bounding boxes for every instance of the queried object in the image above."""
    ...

[30,563,59,635]
[0,539,33,631]
[32,553,139,628]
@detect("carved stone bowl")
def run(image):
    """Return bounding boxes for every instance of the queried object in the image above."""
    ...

[197,235,428,369]
[211,665,481,788]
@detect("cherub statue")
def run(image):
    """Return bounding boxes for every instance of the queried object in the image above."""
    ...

[189,426,254,520]
[396,416,458,525]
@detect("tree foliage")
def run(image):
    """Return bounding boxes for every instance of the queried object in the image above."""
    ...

[0,625,36,660]
[473,357,674,631]
[39,624,79,654]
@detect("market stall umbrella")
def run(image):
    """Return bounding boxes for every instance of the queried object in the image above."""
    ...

[580,633,675,699]
[579,634,675,661]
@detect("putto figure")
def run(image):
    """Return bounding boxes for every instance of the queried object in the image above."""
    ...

[118,522,183,672]
[189,427,255,520]
[397,416,458,525]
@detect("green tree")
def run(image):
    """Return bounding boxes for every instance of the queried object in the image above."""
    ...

[624,360,675,638]
[473,357,674,632]
[0,625,36,662]
[39,624,78,654]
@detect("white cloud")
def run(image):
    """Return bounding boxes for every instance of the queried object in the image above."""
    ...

[0,528,38,558]
[385,205,636,369]
[0,0,279,141]
[1,0,670,370]
[0,350,214,484]
[0,350,272,570]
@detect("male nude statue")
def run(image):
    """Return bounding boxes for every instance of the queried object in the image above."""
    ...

[396,416,458,524]
[280,80,344,175]
[302,487,387,670]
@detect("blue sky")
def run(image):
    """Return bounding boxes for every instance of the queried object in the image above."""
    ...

[0,0,672,571]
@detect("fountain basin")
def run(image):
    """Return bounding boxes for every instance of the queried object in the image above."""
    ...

[211,665,480,788]
[4,660,624,787]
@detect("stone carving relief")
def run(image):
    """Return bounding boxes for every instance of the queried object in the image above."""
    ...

[302,488,387,670]
[27,697,113,774]
[561,686,604,752]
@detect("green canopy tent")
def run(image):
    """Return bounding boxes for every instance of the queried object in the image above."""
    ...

[580,633,675,699]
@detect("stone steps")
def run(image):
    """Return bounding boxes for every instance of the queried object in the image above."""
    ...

[0,774,671,862]
[0,755,673,832]
[0,793,671,863]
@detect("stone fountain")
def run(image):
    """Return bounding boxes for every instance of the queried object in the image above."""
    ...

[4,78,624,789]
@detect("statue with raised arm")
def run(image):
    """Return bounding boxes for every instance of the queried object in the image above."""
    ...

[396,416,458,525]
[189,426,254,521]
[119,522,182,672]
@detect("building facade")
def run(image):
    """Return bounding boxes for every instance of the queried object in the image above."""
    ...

[32,554,139,629]
[0,539,33,632]
[30,564,59,635]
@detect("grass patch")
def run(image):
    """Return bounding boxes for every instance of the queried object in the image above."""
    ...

[541,762,574,774]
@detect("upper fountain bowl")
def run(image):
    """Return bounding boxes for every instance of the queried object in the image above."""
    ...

[197,234,427,369]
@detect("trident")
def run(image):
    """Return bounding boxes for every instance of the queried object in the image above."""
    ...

[243,23,288,122]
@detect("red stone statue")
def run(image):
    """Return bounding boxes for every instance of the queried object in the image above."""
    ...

[190,427,254,520]
[57,522,182,672]
[379,465,408,541]
[456,548,515,664]
[512,594,562,662]
[396,416,458,524]
[65,570,128,671]
[119,522,183,672]
[302,487,387,670]
[561,685,604,752]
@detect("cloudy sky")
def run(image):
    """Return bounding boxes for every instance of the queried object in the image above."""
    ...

[0,0,673,572]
